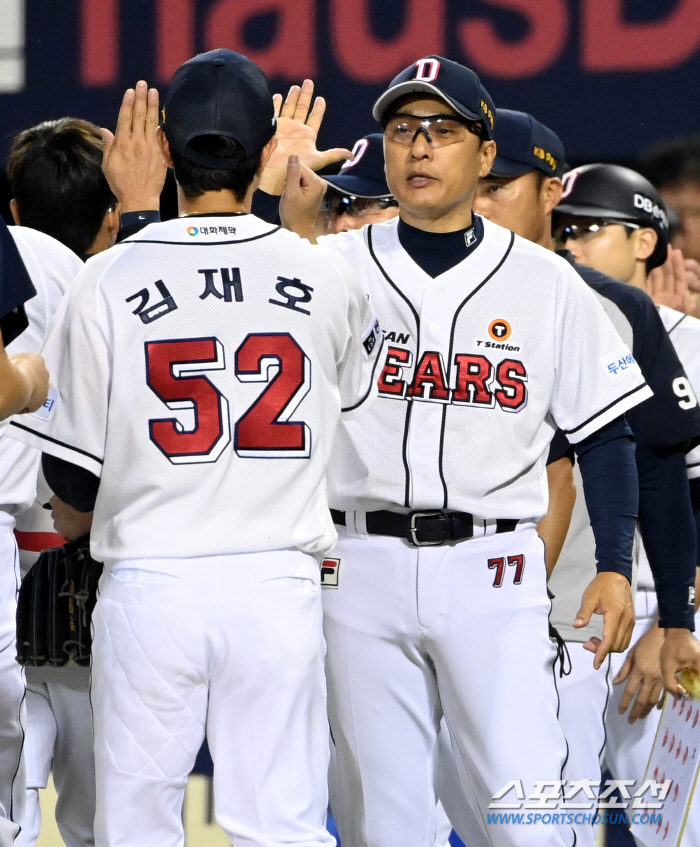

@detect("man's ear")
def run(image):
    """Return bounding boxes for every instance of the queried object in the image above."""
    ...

[157,127,174,168]
[479,140,497,178]
[106,204,121,239]
[634,228,657,262]
[9,199,20,226]
[258,135,278,175]
[543,178,563,216]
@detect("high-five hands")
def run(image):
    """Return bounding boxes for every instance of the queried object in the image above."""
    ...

[260,80,353,196]
[101,80,167,214]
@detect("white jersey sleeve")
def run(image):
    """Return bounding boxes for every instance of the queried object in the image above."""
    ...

[549,258,652,443]
[0,227,82,513]
[9,253,112,477]
[317,246,382,420]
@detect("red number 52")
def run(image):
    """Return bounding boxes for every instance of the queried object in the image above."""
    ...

[145,333,310,465]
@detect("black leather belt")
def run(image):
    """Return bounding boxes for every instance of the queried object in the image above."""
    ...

[330,509,518,547]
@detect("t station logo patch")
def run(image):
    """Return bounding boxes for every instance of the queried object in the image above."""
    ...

[488,319,511,341]
[320,558,341,588]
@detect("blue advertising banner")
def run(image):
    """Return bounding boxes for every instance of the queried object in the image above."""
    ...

[1,0,700,164]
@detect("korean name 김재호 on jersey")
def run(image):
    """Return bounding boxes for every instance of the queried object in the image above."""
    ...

[10,215,382,563]
[321,216,651,519]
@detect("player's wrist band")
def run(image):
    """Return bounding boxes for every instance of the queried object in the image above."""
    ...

[330,508,519,547]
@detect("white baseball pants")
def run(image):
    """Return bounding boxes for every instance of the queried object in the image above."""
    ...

[15,677,94,847]
[322,524,574,847]
[91,551,334,847]
[605,590,700,847]
[0,515,25,847]
[556,641,612,847]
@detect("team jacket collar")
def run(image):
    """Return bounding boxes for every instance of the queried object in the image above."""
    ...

[122,213,279,245]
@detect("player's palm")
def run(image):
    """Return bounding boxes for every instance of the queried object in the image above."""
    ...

[260,81,353,195]
[271,115,339,173]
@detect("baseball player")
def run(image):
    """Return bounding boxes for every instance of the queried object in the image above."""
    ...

[319,134,399,234]
[10,49,382,847]
[5,114,132,847]
[0,217,81,847]
[553,166,700,846]
[277,56,659,847]
[467,110,700,847]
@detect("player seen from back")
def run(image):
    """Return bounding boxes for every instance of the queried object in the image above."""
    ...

[9,49,382,847]
[276,56,656,847]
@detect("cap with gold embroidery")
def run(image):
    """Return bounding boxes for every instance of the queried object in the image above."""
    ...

[490,110,565,179]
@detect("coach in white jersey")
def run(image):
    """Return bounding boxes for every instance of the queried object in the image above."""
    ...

[0,222,81,847]
[280,57,651,847]
[10,49,382,847]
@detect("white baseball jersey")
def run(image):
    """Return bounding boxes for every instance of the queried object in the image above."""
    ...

[0,226,82,514]
[10,215,381,563]
[321,216,651,519]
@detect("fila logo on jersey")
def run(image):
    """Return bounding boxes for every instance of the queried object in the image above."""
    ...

[321,558,341,588]
[414,58,440,81]
[378,347,527,411]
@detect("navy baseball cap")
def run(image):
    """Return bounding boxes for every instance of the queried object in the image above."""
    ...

[490,110,565,179]
[372,56,496,140]
[162,49,276,170]
[324,134,390,198]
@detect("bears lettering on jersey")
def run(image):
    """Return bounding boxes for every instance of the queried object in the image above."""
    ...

[378,346,528,412]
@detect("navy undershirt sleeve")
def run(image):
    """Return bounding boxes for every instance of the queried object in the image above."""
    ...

[575,416,637,583]
[547,429,574,466]
[251,190,281,224]
[636,447,697,629]
[689,477,700,568]
[119,210,161,241]
[42,454,99,513]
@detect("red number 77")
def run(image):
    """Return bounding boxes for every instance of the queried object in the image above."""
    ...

[488,555,525,588]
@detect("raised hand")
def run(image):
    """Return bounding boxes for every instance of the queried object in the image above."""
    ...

[647,246,695,315]
[279,156,328,243]
[259,79,353,196]
[101,80,167,214]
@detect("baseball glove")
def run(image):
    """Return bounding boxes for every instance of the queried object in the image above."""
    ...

[16,536,103,667]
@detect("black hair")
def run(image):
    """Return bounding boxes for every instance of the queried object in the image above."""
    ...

[169,135,263,202]
[640,135,700,188]
[7,118,117,256]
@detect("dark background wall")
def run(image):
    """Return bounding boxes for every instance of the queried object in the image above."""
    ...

[1,0,700,219]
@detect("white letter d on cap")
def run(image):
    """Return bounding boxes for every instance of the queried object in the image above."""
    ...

[414,58,441,81]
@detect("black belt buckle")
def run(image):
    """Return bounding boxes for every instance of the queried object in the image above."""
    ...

[408,511,446,547]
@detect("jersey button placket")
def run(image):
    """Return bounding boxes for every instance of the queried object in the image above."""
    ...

[405,301,450,507]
